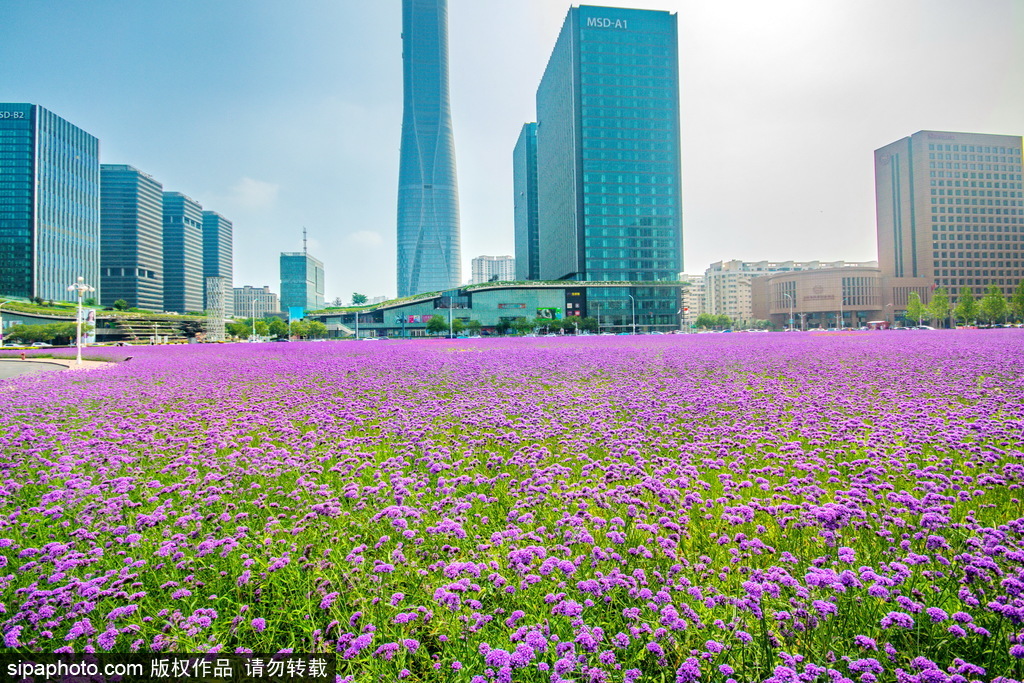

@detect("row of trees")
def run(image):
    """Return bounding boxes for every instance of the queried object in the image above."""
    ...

[906,283,1024,326]
[2,323,88,345]
[422,316,602,337]
[225,318,328,340]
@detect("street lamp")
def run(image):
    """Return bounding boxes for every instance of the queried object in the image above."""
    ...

[0,300,14,346]
[66,276,95,365]
[782,292,794,331]
[627,294,636,335]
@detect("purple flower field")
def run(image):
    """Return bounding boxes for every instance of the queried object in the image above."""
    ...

[2,332,1024,682]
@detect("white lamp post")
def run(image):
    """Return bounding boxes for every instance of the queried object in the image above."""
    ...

[782,292,794,331]
[66,277,95,365]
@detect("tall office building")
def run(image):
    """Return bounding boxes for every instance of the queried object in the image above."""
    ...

[99,165,164,311]
[202,211,234,317]
[280,251,325,312]
[513,123,540,281]
[162,192,204,313]
[470,255,516,284]
[535,7,683,327]
[396,0,462,297]
[0,103,100,302]
[875,130,1023,301]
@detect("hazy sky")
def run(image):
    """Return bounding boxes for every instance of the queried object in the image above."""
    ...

[3,1,1022,301]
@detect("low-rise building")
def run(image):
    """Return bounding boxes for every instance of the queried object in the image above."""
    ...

[751,267,934,329]
[316,281,687,338]
[705,259,879,325]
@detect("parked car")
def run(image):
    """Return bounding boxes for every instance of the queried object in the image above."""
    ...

[31,342,53,348]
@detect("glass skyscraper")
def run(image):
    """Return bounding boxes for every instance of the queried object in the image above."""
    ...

[536,7,683,327]
[513,122,540,281]
[396,0,462,297]
[162,192,205,314]
[0,103,100,302]
[202,211,234,317]
[280,252,325,312]
[100,164,164,311]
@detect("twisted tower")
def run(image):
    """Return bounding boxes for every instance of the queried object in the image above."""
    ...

[397,0,462,297]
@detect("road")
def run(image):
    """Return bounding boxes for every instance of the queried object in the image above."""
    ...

[0,359,65,380]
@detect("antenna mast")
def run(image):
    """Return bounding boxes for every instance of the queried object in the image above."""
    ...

[303,226,308,255]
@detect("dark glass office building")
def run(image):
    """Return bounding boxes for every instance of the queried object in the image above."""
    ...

[513,123,540,281]
[396,0,462,297]
[536,7,683,326]
[0,103,100,302]
[202,211,234,317]
[100,165,164,311]
[280,252,325,312]
[162,192,204,314]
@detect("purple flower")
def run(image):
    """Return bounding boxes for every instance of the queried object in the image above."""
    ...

[97,628,118,650]
[675,658,701,682]
[880,611,914,629]
[854,635,877,650]
[320,592,339,610]
[251,618,267,632]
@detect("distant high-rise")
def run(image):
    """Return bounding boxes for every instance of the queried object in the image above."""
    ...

[875,130,1024,300]
[535,7,684,328]
[162,192,204,314]
[280,252,325,312]
[233,285,281,319]
[396,0,462,297]
[471,255,516,284]
[513,123,539,281]
[100,165,164,311]
[0,103,100,302]
[202,211,234,317]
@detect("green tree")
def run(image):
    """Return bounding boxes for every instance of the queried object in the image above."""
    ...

[83,297,97,307]
[5,322,85,345]
[694,313,716,330]
[268,318,289,339]
[927,287,950,327]
[226,322,251,340]
[495,319,511,336]
[979,285,1008,324]
[112,299,130,311]
[290,319,310,339]
[466,320,482,336]
[351,293,368,305]
[510,318,534,336]
[307,321,328,339]
[450,318,466,336]
[906,291,925,325]
[1010,281,1024,323]
[579,316,599,333]
[426,315,449,337]
[715,314,732,329]
[954,286,977,326]
[254,320,270,337]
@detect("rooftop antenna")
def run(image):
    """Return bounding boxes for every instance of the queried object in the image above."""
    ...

[303,226,308,255]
